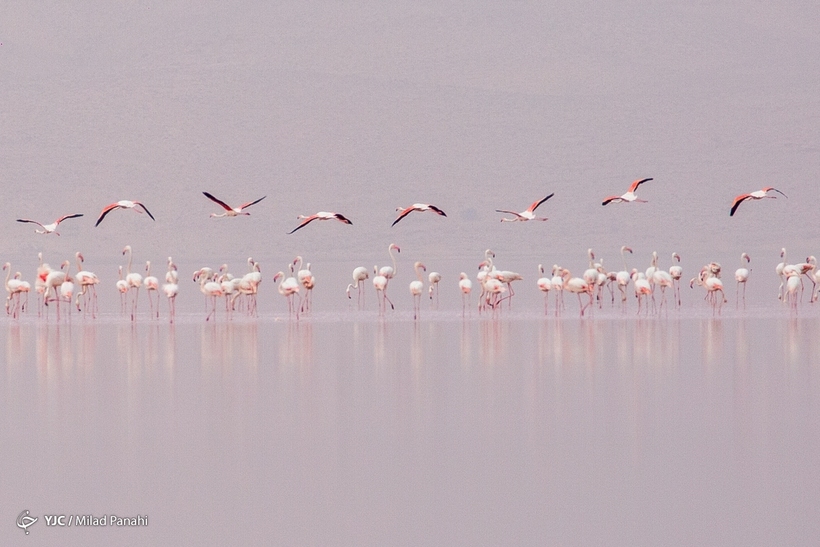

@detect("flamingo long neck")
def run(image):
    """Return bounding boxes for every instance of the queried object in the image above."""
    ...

[389,246,398,276]
[295,256,303,271]
[146,261,152,276]
[621,249,629,271]
[126,248,133,274]
[75,253,83,273]
[415,264,424,282]
[4,264,11,289]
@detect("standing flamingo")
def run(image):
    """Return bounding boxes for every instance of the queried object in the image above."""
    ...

[122,246,143,320]
[458,272,472,316]
[73,252,100,317]
[116,266,129,315]
[350,266,369,309]
[293,256,315,313]
[428,270,442,305]
[409,262,426,320]
[735,253,751,307]
[163,259,179,323]
[274,268,301,318]
[669,253,683,308]
[562,269,593,317]
[601,178,653,205]
[4,263,28,318]
[496,193,554,222]
[537,265,551,315]
[615,246,633,306]
[60,261,75,318]
[195,268,224,321]
[144,261,160,319]
[43,261,68,320]
[372,266,393,314]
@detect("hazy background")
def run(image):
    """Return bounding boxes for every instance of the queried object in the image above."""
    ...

[1,1,819,290]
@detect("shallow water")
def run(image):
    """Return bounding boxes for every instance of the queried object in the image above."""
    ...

[3,312,819,545]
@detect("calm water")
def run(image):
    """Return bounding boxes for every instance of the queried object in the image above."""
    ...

[2,312,819,545]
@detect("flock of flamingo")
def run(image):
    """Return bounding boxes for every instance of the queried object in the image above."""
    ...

[5,181,802,322]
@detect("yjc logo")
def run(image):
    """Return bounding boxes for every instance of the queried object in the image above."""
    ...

[17,510,38,535]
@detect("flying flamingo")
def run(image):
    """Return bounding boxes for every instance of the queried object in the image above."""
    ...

[392,204,447,226]
[458,272,472,316]
[202,192,266,217]
[735,253,751,307]
[144,261,160,319]
[95,200,155,226]
[73,252,100,317]
[409,262,426,319]
[730,187,787,216]
[496,193,554,222]
[288,212,352,234]
[16,213,83,235]
[602,177,653,206]
[537,265,552,315]
[122,246,143,320]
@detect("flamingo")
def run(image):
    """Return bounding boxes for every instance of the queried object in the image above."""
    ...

[274,268,301,318]
[458,272,472,316]
[428,271,441,305]
[73,252,100,317]
[601,177,653,205]
[785,270,801,311]
[43,261,68,320]
[293,256,315,313]
[669,253,683,307]
[4,263,27,318]
[653,263,674,311]
[60,261,75,317]
[95,200,155,226]
[776,248,788,302]
[730,187,787,216]
[735,253,751,307]
[350,266,369,309]
[615,246,633,305]
[537,265,551,315]
[163,259,179,323]
[632,271,653,315]
[372,266,393,314]
[496,193,554,222]
[287,212,352,234]
[16,213,83,235]
[392,204,447,226]
[194,268,224,321]
[116,266,129,315]
[35,253,52,318]
[202,192,266,217]
[550,265,565,312]
[122,246,143,320]
[379,244,400,280]
[409,262,426,319]
[9,272,30,318]
[492,268,523,308]
[562,269,593,317]
[144,261,160,319]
